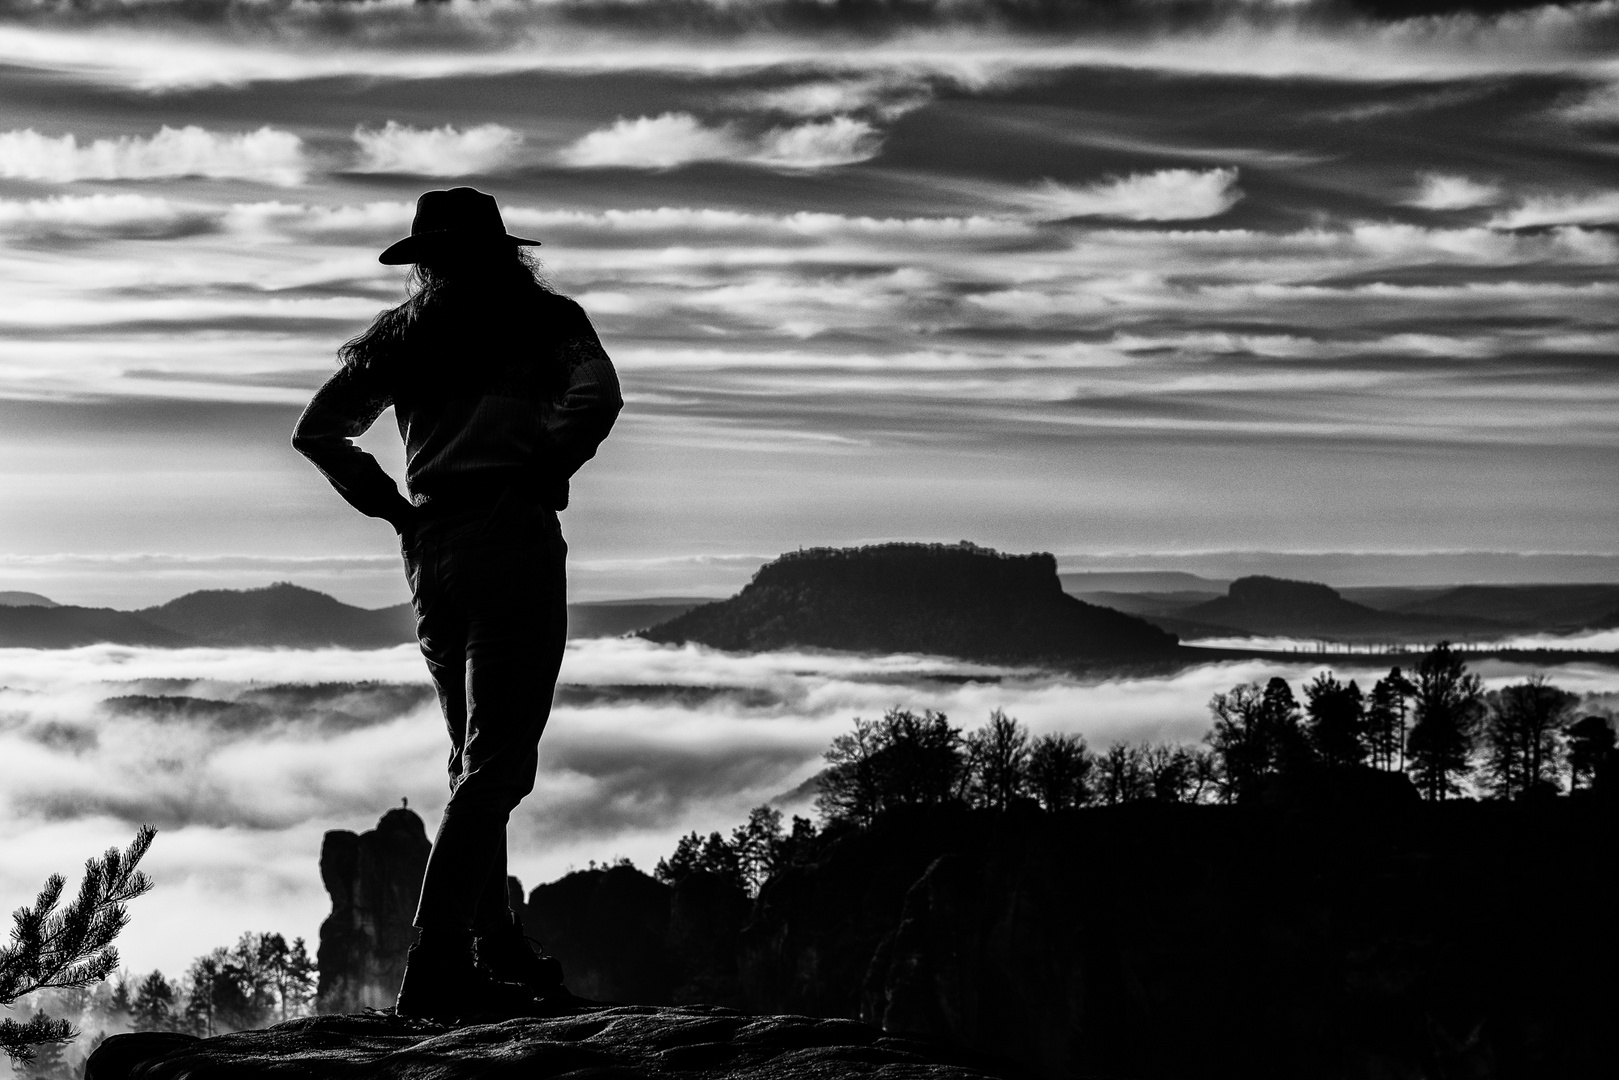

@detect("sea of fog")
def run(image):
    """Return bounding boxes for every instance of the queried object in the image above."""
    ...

[4,638,1618,980]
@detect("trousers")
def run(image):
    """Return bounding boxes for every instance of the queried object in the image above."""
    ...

[403,498,568,933]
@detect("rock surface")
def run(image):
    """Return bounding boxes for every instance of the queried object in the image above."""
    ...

[317,807,431,1013]
[84,1005,1016,1080]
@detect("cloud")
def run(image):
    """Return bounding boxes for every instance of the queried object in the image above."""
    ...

[753,117,883,168]
[0,194,216,241]
[1020,169,1242,221]
[3,1,1619,90]
[0,126,306,185]
[560,113,749,169]
[1407,173,1503,210]
[558,112,881,169]
[3,637,1612,978]
[728,74,936,120]
[350,121,522,176]
[1559,82,1619,124]
[1490,191,1619,228]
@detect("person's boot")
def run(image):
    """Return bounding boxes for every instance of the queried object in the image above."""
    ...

[473,913,566,997]
[395,928,545,1023]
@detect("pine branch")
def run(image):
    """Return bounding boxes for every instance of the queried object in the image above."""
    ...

[0,1014,74,1065]
[0,826,156,1062]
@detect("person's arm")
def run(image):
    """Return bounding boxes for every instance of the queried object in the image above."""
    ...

[542,301,624,482]
[291,364,418,531]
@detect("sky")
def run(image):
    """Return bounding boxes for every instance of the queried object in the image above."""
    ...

[5,638,1616,978]
[1,0,1618,606]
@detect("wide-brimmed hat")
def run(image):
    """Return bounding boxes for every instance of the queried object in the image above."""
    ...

[378,187,541,265]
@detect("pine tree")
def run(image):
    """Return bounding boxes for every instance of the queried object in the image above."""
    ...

[1567,714,1617,792]
[1304,672,1367,767]
[130,971,175,1032]
[1405,643,1484,800]
[728,806,785,897]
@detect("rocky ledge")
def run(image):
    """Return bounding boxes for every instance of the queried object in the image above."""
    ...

[85,1004,1016,1080]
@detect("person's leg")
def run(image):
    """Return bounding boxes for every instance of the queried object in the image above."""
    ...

[414,510,567,935]
[397,517,562,1019]
[471,840,511,934]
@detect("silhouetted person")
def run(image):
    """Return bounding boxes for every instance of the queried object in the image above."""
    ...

[293,187,621,1020]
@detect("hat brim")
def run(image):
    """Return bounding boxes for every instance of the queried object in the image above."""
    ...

[378,230,543,266]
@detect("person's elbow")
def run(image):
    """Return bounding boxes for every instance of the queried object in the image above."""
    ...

[290,423,337,464]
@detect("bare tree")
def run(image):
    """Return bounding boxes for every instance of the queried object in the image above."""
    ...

[817,708,965,824]
[1205,682,1266,802]
[1027,732,1094,810]
[1097,743,1151,805]
[1481,676,1577,800]
[964,709,1031,811]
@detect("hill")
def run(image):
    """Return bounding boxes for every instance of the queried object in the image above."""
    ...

[1391,583,1619,632]
[1170,575,1501,641]
[642,542,1179,667]
[0,605,190,648]
[136,582,417,648]
[0,590,58,607]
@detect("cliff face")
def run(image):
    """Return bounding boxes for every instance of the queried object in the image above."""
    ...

[644,543,1178,666]
[316,807,430,1013]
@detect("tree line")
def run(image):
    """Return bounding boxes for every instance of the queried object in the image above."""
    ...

[8,932,316,1079]
[652,643,1619,895]
[1206,643,1616,802]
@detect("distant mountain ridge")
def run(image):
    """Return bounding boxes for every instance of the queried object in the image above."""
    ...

[136,583,416,648]
[1168,575,1500,641]
[643,542,1180,667]
[0,583,701,649]
[0,591,58,608]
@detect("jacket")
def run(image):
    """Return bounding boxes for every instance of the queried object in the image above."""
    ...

[292,288,622,528]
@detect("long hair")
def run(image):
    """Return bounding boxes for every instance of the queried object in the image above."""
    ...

[338,246,559,383]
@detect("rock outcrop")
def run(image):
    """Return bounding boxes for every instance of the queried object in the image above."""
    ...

[742,801,1618,1080]
[520,866,748,1008]
[644,542,1179,668]
[316,807,431,1013]
[84,1005,1014,1080]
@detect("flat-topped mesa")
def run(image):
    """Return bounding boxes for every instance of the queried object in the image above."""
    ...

[755,542,1063,598]
[1225,574,1345,609]
[644,542,1178,666]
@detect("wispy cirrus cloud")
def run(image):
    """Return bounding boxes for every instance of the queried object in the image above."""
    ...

[0,193,216,241]
[1018,168,1243,221]
[559,112,882,169]
[350,121,523,176]
[1490,190,1619,228]
[0,125,305,185]
[3,1,1619,89]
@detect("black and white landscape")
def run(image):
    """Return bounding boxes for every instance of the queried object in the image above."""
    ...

[4,0,1619,1077]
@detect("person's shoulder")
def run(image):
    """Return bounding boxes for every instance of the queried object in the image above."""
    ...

[538,291,589,321]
